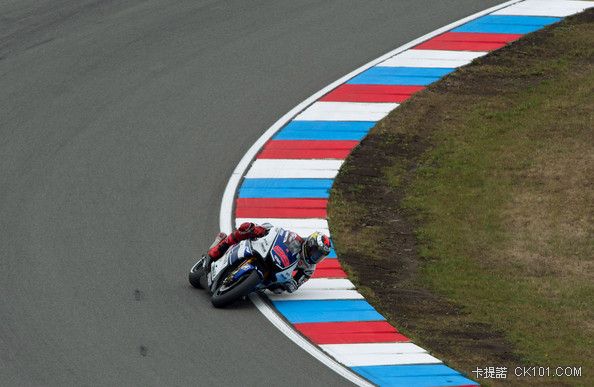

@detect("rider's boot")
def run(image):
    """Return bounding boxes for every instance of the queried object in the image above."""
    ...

[205,232,227,274]
[209,232,228,250]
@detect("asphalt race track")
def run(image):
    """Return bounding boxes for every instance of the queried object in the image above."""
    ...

[0,1,504,385]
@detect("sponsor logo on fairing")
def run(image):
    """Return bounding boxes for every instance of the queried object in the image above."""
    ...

[273,245,290,267]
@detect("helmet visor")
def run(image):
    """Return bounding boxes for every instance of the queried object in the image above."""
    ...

[304,238,326,265]
[306,247,325,265]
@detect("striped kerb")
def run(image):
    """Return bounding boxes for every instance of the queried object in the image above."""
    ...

[232,1,594,385]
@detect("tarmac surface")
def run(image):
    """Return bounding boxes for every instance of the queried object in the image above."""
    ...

[0,1,504,385]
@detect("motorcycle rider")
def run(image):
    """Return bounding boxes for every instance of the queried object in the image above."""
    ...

[204,222,331,293]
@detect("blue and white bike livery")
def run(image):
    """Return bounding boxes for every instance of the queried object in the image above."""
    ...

[189,227,300,307]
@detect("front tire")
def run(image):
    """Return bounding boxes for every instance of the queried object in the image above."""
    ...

[211,270,261,308]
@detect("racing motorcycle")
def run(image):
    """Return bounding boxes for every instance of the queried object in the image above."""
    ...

[188,228,299,308]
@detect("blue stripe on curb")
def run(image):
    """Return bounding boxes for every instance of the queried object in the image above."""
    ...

[274,121,375,141]
[276,131,368,141]
[272,300,385,323]
[453,15,560,34]
[347,67,455,86]
[239,178,334,198]
[327,248,337,258]
[352,365,477,387]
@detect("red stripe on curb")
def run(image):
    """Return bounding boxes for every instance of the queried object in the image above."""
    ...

[311,268,347,278]
[294,321,410,344]
[315,259,344,269]
[235,198,327,218]
[320,84,425,103]
[237,198,328,208]
[258,140,359,159]
[258,149,352,159]
[415,32,523,51]
[312,259,347,278]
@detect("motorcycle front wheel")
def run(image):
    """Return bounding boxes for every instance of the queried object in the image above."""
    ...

[211,270,261,308]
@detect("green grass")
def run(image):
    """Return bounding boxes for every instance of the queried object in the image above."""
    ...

[329,10,593,386]
[408,65,594,370]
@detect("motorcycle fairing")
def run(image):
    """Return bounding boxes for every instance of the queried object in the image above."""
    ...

[227,241,253,266]
[210,240,252,289]
[270,230,299,270]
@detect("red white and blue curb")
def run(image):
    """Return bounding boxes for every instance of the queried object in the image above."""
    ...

[218,1,593,386]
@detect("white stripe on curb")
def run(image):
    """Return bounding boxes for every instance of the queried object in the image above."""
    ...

[235,218,329,230]
[235,218,330,239]
[267,289,365,301]
[493,0,593,16]
[326,352,441,367]
[245,159,343,179]
[300,278,356,290]
[294,102,399,122]
[380,49,488,68]
[322,342,428,356]
[282,228,331,237]
[321,343,442,366]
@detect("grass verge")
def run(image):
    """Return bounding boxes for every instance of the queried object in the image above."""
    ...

[329,10,593,387]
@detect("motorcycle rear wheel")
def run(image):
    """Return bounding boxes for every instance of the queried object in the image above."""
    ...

[189,258,208,289]
[211,270,260,308]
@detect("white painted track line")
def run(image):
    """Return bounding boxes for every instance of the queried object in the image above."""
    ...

[493,0,594,16]
[294,102,399,121]
[267,289,364,301]
[245,159,342,179]
[380,49,488,68]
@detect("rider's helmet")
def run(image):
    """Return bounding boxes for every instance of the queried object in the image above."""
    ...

[302,232,332,265]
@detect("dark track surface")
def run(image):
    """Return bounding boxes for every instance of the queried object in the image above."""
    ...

[0,1,504,385]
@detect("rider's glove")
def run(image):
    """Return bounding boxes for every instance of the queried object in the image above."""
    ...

[284,278,298,293]
[253,225,267,238]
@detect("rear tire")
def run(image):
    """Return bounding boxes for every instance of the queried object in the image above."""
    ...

[189,259,207,289]
[211,270,261,308]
